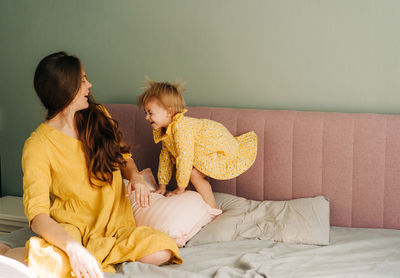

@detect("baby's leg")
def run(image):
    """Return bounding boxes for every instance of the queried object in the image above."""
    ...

[190,168,219,209]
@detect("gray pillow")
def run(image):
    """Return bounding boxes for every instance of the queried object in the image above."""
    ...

[186,193,330,246]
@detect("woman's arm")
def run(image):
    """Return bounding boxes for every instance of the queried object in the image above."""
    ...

[31,214,103,278]
[121,157,151,208]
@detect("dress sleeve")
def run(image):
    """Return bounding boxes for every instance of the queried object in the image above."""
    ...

[22,136,51,224]
[172,123,195,189]
[157,142,173,185]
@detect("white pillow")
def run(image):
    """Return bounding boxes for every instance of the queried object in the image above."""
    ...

[187,192,330,246]
[126,169,222,247]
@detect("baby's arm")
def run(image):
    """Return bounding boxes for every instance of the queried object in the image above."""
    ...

[155,143,173,195]
[173,124,196,191]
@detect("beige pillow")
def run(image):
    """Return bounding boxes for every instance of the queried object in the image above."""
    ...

[186,193,330,246]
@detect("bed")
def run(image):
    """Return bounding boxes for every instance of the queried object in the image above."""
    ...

[104,104,400,278]
[1,104,399,278]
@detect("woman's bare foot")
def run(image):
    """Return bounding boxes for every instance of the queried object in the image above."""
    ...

[0,243,28,265]
[0,242,11,255]
[4,247,28,265]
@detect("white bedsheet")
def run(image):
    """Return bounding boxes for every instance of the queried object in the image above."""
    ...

[0,255,37,278]
[106,226,400,278]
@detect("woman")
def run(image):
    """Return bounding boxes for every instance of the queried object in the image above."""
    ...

[21,52,181,278]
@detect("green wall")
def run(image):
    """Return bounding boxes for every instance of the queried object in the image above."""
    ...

[1,0,400,196]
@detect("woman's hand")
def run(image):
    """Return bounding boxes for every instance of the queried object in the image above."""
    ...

[31,214,103,278]
[122,158,151,208]
[166,187,185,197]
[154,184,167,195]
[126,177,151,208]
[66,241,104,278]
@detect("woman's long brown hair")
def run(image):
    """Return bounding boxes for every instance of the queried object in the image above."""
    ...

[76,97,130,186]
[34,51,130,186]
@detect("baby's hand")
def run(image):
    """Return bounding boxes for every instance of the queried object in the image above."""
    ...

[154,184,167,195]
[166,187,185,197]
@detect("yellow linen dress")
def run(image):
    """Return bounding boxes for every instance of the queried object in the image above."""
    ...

[154,110,257,189]
[22,123,181,277]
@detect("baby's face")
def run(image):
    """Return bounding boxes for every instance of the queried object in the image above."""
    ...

[144,99,173,129]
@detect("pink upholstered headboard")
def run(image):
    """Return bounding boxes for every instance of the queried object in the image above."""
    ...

[105,104,400,230]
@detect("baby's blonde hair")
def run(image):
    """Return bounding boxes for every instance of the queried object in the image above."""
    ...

[138,77,186,115]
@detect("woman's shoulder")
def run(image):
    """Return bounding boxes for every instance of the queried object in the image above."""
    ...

[25,123,50,142]
[23,124,51,154]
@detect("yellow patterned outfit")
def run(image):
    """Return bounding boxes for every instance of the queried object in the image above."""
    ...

[22,116,181,277]
[154,110,257,188]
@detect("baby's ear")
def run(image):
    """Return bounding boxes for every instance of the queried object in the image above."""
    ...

[167,107,175,116]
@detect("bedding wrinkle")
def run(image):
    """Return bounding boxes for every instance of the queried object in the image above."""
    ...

[101,226,400,277]
[187,193,329,247]
[255,229,399,277]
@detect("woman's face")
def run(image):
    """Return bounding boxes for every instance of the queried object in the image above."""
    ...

[69,70,92,112]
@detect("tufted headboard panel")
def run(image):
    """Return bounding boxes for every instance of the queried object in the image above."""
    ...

[105,104,400,230]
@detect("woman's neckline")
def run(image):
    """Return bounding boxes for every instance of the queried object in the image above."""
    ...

[41,122,81,142]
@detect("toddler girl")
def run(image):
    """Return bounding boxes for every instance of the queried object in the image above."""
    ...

[138,80,257,209]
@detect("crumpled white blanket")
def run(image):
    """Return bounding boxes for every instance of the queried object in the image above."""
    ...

[105,227,400,278]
